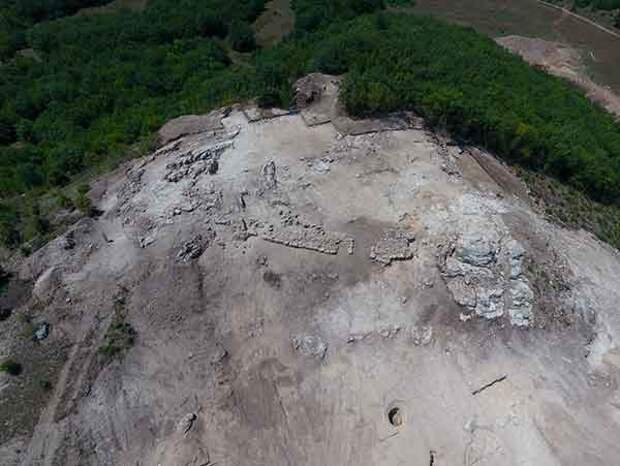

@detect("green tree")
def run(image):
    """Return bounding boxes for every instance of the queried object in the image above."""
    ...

[228,20,256,52]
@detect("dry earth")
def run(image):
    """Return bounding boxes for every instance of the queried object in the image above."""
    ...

[2,75,620,465]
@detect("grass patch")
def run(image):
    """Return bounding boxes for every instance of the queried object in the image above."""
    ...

[98,299,136,360]
[520,168,620,248]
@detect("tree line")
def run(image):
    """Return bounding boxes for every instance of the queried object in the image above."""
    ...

[1,0,620,250]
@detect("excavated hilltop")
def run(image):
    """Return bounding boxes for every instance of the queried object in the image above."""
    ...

[2,74,620,465]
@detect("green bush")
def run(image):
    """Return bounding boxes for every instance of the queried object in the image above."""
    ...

[575,0,620,10]
[197,11,228,38]
[0,202,20,247]
[17,196,49,244]
[74,183,92,215]
[99,300,137,360]
[229,20,256,52]
[0,359,22,376]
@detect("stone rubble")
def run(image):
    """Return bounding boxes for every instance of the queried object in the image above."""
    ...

[259,210,353,255]
[260,160,278,192]
[177,413,197,435]
[347,325,434,346]
[33,322,50,341]
[164,140,232,183]
[369,230,416,265]
[176,230,215,262]
[62,231,76,250]
[441,231,534,326]
[294,73,325,109]
[291,335,328,360]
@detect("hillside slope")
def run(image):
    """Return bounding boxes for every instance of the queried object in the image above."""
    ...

[2,76,620,465]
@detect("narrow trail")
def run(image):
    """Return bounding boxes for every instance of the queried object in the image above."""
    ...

[537,0,620,40]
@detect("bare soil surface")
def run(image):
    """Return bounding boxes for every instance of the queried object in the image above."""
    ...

[2,75,620,465]
[254,0,294,47]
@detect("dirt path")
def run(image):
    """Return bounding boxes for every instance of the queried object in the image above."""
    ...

[536,0,620,39]
[253,0,294,47]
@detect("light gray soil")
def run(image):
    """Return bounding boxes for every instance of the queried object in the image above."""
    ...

[2,75,620,465]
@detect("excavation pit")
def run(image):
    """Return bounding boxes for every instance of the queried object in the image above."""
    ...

[388,407,403,427]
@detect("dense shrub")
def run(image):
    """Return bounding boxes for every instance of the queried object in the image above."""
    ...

[229,20,256,52]
[0,202,20,246]
[13,0,114,23]
[74,183,92,215]
[575,0,620,10]
[292,0,385,32]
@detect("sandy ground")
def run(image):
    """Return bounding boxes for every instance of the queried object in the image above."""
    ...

[2,75,620,465]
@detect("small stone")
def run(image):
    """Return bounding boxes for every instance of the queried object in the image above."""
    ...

[178,413,197,435]
[291,335,328,360]
[34,322,50,341]
[140,236,155,248]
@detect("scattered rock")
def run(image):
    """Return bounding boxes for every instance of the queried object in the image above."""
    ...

[309,158,332,174]
[165,141,232,183]
[177,230,215,262]
[140,236,155,248]
[62,231,76,250]
[210,348,228,365]
[294,73,324,109]
[178,413,197,435]
[33,322,50,341]
[410,326,433,346]
[261,160,277,191]
[379,324,402,338]
[291,335,328,360]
